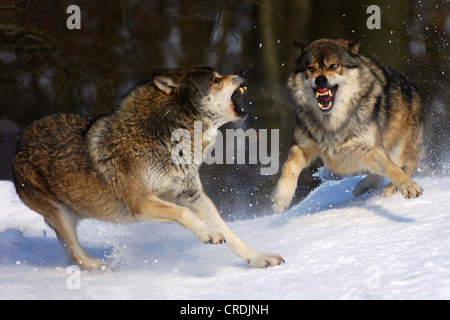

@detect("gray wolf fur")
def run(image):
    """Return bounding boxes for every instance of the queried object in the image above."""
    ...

[272,38,424,213]
[14,68,284,271]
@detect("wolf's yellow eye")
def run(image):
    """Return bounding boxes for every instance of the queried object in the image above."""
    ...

[330,64,339,70]
[307,66,316,73]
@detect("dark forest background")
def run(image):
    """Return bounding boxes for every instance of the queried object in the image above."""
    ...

[1,0,449,219]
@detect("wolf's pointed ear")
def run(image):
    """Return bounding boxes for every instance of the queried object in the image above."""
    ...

[153,74,178,95]
[345,37,364,54]
[293,40,308,52]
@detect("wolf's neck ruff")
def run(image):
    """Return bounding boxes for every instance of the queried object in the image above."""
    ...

[272,38,424,213]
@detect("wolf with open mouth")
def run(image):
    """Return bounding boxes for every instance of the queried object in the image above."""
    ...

[272,38,424,213]
[14,67,284,271]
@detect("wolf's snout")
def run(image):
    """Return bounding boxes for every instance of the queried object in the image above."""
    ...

[232,70,247,87]
[231,70,248,119]
[315,75,328,88]
[312,75,338,113]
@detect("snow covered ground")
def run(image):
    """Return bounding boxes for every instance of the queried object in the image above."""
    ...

[1,175,449,300]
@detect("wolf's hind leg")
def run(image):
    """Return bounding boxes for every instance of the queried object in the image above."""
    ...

[15,165,108,272]
[45,207,109,272]
[23,199,109,272]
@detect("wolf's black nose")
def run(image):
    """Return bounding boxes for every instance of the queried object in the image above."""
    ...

[315,75,328,88]
[238,70,247,79]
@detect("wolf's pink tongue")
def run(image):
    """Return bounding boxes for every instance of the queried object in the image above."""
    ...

[317,87,328,93]
[320,95,331,103]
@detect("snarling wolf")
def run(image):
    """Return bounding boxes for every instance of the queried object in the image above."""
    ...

[14,68,284,271]
[272,38,424,213]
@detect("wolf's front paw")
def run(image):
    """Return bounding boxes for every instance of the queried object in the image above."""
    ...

[381,182,397,197]
[383,180,423,198]
[191,221,225,245]
[397,179,423,198]
[271,185,294,213]
[246,252,285,268]
[199,231,225,245]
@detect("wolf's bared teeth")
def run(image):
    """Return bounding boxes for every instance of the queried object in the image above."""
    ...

[316,90,331,97]
[319,101,333,110]
[239,86,247,94]
[315,86,337,113]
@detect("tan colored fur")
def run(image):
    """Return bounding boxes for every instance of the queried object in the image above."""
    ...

[14,68,284,271]
[272,39,424,213]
